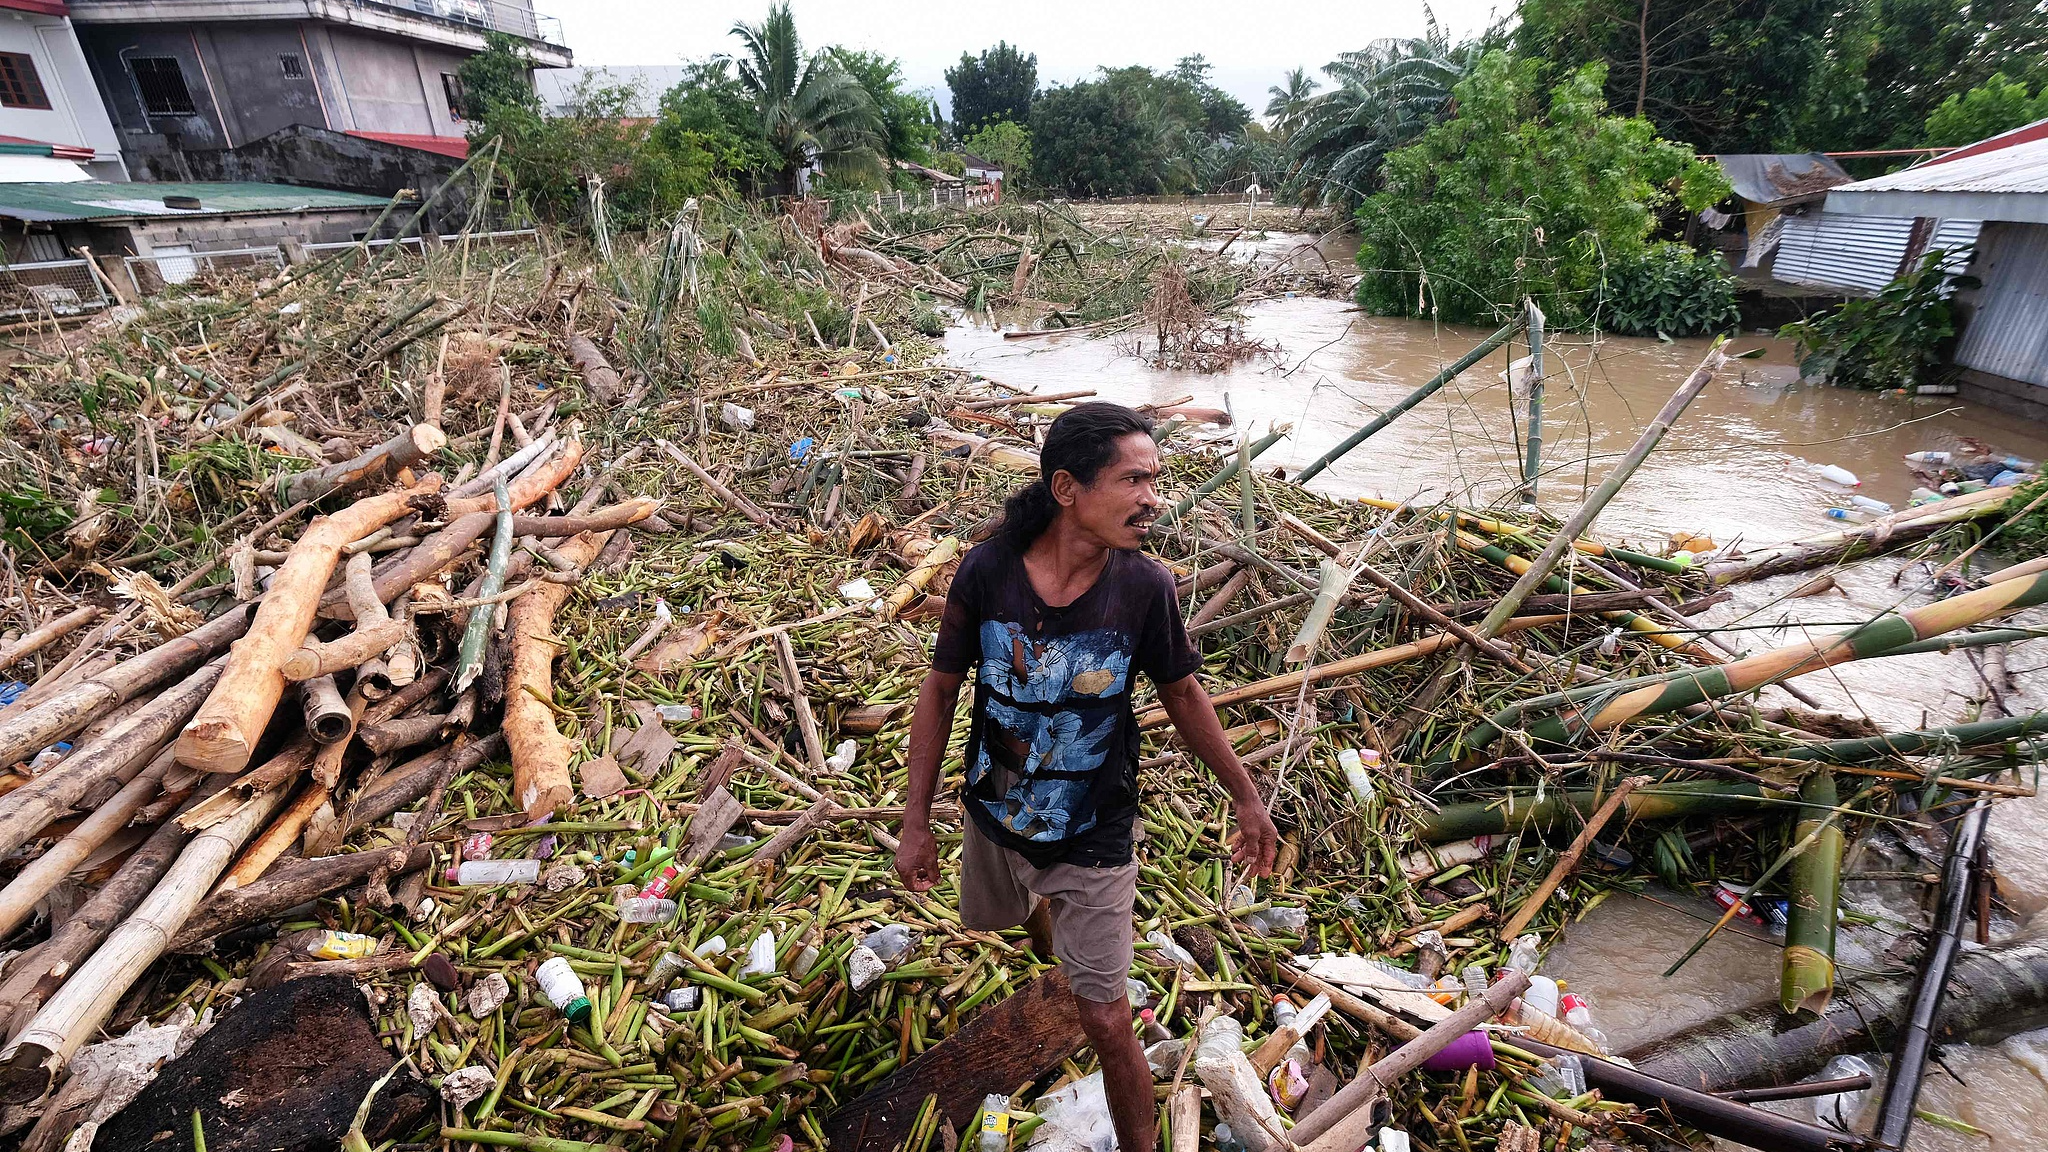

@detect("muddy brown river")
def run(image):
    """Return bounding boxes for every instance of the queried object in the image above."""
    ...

[944,263,2048,1148]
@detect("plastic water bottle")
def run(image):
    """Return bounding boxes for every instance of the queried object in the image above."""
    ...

[1140,1008,1173,1043]
[535,956,592,1026]
[618,896,677,923]
[1904,450,1951,464]
[978,1093,1012,1152]
[1810,462,1860,487]
[738,930,778,977]
[863,924,917,963]
[1504,934,1541,974]
[1558,992,1610,1052]
[1823,508,1868,523]
[1366,959,1436,990]
[1337,748,1379,807]
[1522,975,1560,1020]
[1557,1054,1587,1097]
[444,859,540,886]
[1848,494,1893,513]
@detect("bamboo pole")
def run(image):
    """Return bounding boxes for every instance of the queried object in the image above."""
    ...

[0,606,103,671]
[0,747,169,939]
[1137,614,1567,729]
[1295,320,1521,483]
[0,604,253,770]
[1289,970,1529,1149]
[1150,428,1286,532]
[1781,770,1842,1015]
[0,658,222,858]
[176,479,441,773]
[1774,713,2048,762]
[885,537,963,620]
[218,780,334,892]
[1703,487,2014,585]
[1478,342,1725,638]
[1355,498,1694,577]
[1415,780,1780,844]
[1520,299,1545,501]
[506,531,609,819]
[0,783,286,1102]
[1470,567,2048,753]
[1453,530,1702,655]
[1497,776,1648,941]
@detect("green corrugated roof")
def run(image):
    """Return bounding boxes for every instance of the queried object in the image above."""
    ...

[0,181,393,223]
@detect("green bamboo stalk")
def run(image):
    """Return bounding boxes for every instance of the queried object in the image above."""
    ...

[1150,427,1287,532]
[1295,319,1522,483]
[1477,341,1726,638]
[453,476,514,695]
[1521,299,1545,502]
[1782,771,1842,1014]
[1414,780,1780,843]
[1776,713,2048,763]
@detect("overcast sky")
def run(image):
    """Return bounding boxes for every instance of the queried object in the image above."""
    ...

[547,1,1509,120]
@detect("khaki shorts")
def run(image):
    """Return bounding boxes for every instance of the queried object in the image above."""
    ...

[957,816,1139,1004]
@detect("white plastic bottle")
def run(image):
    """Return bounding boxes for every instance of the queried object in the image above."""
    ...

[535,956,592,1026]
[1558,992,1610,1052]
[1522,975,1560,1021]
[1848,494,1893,514]
[1810,462,1860,487]
[1461,964,1489,998]
[1337,748,1380,807]
[444,859,540,886]
[618,896,677,923]
[1504,933,1542,974]
[1904,450,1951,465]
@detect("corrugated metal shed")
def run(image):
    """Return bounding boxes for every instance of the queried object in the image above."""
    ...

[1827,137,2048,224]
[1955,221,2048,388]
[0,182,390,224]
[1774,212,1980,294]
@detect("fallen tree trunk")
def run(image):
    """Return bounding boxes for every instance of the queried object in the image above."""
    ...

[505,531,610,818]
[173,843,433,952]
[341,732,504,833]
[1625,932,2048,1093]
[1705,487,2014,585]
[565,331,620,405]
[177,480,441,773]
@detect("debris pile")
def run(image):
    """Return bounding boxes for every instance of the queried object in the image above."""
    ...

[0,195,2040,1152]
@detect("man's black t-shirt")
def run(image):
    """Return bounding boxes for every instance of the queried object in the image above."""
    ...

[932,538,1202,868]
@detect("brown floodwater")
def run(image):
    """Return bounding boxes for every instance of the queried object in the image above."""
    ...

[943,249,2048,1148]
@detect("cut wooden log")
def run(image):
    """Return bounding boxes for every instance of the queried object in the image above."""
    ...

[285,424,447,504]
[173,844,432,952]
[826,970,1088,1152]
[357,712,451,757]
[566,331,620,404]
[0,658,222,859]
[280,618,407,681]
[504,530,610,819]
[218,781,334,892]
[443,435,584,517]
[298,674,351,744]
[0,783,286,1101]
[177,480,441,773]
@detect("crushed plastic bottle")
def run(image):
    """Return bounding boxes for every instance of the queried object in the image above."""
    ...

[862,924,917,963]
[1412,930,1449,981]
[1033,1071,1115,1152]
[1125,977,1151,1009]
[790,942,821,978]
[1812,1054,1877,1128]
[1146,929,1201,972]
[656,703,699,723]
[1461,964,1490,999]
[1243,906,1308,937]
[1144,1037,1186,1079]
[1362,958,1435,990]
[444,859,540,886]
[1558,1054,1586,1097]
[978,1094,1013,1152]
[647,952,688,990]
[1504,934,1542,974]
[825,740,859,772]
[661,986,700,1012]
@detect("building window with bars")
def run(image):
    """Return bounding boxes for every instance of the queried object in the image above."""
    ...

[130,56,197,117]
[279,53,305,79]
[0,52,52,110]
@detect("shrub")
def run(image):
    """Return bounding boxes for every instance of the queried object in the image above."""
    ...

[1779,249,1974,390]
[1601,242,1741,338]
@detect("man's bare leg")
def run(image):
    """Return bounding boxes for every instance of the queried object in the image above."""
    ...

[1075,993,1155,1152]
[1024,898,1056,959]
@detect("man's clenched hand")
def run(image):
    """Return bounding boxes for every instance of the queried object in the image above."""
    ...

[894,823,940,892]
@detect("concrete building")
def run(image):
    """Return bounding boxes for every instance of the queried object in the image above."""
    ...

[0,0,126,179]
[62,0,567,182]
[1825,122,2048,421]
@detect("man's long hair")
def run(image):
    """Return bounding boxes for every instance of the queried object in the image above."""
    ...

[998,402,1155,550]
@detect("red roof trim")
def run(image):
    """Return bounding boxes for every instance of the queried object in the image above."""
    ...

[1916,118,2048,168]
[0,133,95,161]
[0,0,71,16]
[346,131,469,160]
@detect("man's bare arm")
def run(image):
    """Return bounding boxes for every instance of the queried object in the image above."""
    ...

[896,669,965,891]
[1155,673,1278,875]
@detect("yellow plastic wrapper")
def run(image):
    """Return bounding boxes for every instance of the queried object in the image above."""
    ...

[310,931,379,960]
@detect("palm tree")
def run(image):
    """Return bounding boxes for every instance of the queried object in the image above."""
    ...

[1264,67,1319,136]
[1286,7,1491,206]
[729,4,884,194]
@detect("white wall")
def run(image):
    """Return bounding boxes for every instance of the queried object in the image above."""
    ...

[0,9,126,178]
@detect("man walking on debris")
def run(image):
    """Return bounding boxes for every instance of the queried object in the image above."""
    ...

[896,402,1279,1152]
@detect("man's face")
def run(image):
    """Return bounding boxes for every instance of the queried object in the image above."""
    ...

[1052,432,1162,550]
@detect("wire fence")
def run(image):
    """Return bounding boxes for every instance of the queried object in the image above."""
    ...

[0,259,109,320]
[872,184,999,215]
[104,231,541,299]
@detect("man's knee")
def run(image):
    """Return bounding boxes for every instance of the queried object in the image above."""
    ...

[1071,992,1133,1041]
